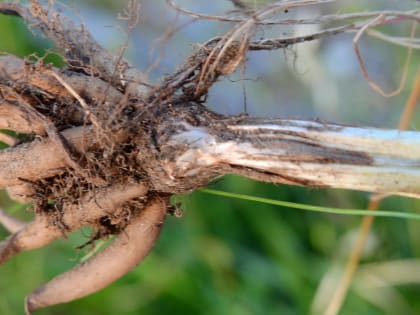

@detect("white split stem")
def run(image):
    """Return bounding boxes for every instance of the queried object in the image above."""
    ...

[170,119,420,198]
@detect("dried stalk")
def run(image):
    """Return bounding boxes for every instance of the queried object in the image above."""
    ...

[2,115,420,197]
[163,118,420,197]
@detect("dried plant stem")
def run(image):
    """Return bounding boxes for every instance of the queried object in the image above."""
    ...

[399,67,420,130]
[3,116,420,195]
[166,118,420,197]
[324,198,379,315]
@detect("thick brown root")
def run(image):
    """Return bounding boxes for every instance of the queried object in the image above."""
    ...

[25,198,167,314]
[0,126,89,188]
[0,56,124,105]
[0,182,148,264]
[0,126,128,188]
[0,99,46,134]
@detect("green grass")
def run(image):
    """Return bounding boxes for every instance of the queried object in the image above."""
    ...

[200,188,420,220]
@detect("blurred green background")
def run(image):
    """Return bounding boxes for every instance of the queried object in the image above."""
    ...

[1,1,420,315]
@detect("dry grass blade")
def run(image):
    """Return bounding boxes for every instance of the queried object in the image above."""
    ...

[46,70,102,130]
[399,67,420,130]
[321,63,420,315]
[323,198,380,315]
